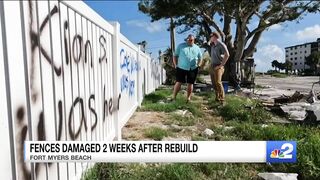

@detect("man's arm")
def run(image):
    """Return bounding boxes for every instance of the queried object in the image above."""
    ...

[173,56,178,68]
[173,44,180,68]
[197,47,203,68]
[221,44,230,66]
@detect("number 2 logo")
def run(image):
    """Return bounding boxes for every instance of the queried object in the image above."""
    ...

[280,143,293,159]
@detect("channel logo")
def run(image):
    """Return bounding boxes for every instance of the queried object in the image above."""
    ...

[266,141,296,163]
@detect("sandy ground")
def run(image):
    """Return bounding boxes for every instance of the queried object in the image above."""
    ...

[203,75,320,93]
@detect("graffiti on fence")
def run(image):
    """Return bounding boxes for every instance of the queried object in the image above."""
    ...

[14,1,122,179]
[119,48,139,96]
[151,58,160,81]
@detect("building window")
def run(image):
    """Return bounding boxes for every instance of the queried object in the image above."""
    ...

[295,52,297,54]
[305,51,307,53]
[290,58,293,60]
[294,62,297,65]
[295,57,297,60]
[290,53,293,55]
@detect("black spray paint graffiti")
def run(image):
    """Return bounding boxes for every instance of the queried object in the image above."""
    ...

[119,48,140,96]
[29,1,62,103]
[16,1,122,179]
[103,85,121,122]
[99,35,107,63]
[16,1,64,179]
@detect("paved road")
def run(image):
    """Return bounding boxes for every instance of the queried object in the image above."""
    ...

[255,75,320,93]
[203,75,320,93]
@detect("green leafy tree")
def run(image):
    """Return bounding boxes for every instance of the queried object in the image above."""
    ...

[305,51,320,74]
[278,61,286,72]
[139,0,320,85]
[161,47,176,84]
[271,60,279,71]
[284,60,293,74]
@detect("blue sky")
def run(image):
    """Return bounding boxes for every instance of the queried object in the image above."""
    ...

[84,0,320,72]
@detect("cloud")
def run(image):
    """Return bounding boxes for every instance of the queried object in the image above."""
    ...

[296,24,320,41]
[254,44,285,72]
[126,19,163,33]
[269,24,281,30]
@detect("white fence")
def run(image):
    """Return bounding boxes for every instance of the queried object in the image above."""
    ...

[0,1,165,180]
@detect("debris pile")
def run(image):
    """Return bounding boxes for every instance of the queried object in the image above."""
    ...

[247,86,320,123]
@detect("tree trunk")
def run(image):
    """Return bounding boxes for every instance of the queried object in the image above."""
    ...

[170,17,175,59]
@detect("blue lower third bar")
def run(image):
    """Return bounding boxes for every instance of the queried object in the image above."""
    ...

[266,141,297,163]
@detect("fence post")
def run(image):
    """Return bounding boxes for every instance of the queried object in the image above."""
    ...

[137,45,142,107]
[111,22,121,141]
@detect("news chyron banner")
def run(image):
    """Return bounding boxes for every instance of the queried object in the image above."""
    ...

[24,141,296,163]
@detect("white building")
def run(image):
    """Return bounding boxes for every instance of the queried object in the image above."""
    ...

[285,38,320,71]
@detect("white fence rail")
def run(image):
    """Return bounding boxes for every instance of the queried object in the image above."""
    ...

[0,1,165,180]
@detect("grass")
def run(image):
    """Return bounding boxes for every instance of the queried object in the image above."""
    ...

[167,114,197,126]
[84,88,320,180]
[83,163,203,180]
[140,88,204,117]
[201,92,320,179]
[144,127,170,140]
[271,72,288,78]
[191,135,208,141]
[207,94,272,123]
[211,122,320,179]
[142,88,172,104]
[82,163,267,180]
[255,84,265,89]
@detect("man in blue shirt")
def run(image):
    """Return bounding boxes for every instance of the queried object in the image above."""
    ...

[172,34,202,102]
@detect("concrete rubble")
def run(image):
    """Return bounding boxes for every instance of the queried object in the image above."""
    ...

[243,86,320,123]
[280,102,309,121]
[194,76,320,122]
[258,172,298,180]
[173,109,193,118]
[202,128,214,138]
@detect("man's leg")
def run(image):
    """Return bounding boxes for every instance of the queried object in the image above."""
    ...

[172,82,182,100]
[214,67,225,102]
[186,67,198,101]
[172,67,186,100]
[187,83,193,101]
[210,66,218,101]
